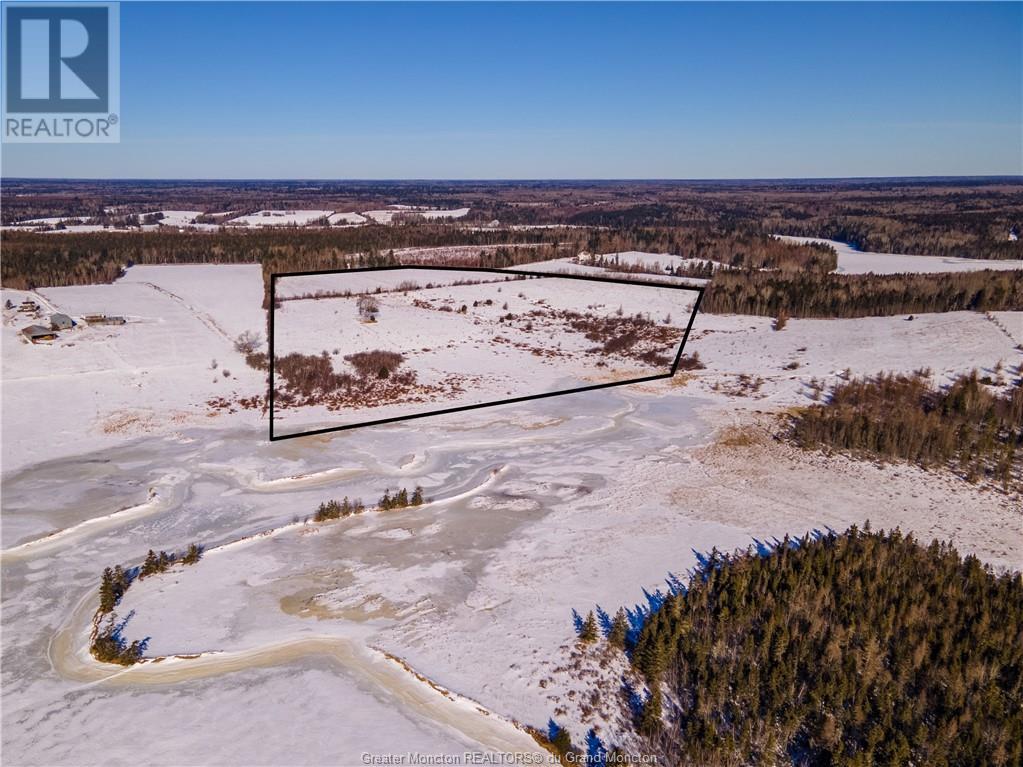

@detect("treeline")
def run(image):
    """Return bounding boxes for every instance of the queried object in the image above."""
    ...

[312,486,425,522]
[703,268,1023,317]
[313,496,366,521]
[92,542,204,665]
[0,227,563,290]
[777,212,1021,262]
[792,370,1022,490]
[588,527,1023,766]
[582,229,837,271]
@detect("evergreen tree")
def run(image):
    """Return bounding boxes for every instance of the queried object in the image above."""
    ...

[140,549,159,578]
[608,608,628,650]
[182,543,203,565]
[99,567,117,613]
[579,611,598,643]
[551,727,573,758]
[638,688,663,736]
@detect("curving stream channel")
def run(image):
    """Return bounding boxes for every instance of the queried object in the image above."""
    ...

[1,388,709,764]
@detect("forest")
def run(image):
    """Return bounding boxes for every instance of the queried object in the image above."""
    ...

[0,227,561,290]
[702,268,1023,317]
[586,526,1022,766]
[3,178,1019,262]
[791,370,1022,490]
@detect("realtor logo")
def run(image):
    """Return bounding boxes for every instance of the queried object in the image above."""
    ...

[3,2,120,142]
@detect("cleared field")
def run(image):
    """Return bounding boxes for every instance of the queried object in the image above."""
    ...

[777,235,1023,274]
[272,267,699,436]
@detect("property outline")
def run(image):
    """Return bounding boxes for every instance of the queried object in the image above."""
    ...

[268,265,705,441]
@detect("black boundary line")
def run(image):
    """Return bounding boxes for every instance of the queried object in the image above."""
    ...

[268,266,704,441]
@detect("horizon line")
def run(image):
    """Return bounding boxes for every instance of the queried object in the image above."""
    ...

[3,174,1022,184]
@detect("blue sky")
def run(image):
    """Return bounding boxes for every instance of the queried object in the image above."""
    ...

[3,1,1021,179]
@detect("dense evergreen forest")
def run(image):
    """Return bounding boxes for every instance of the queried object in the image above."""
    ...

[598,527,1023,766]
[791,371,1022,490]
[702,268,1023,317]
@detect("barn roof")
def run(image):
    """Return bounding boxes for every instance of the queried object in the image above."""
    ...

[22,324,54,338]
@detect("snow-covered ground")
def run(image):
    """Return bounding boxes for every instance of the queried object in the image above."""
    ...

[2,255,1021,765]
[226,209,334,227]
[363,207,470,224]
[328,211,368,225]
[4,204,476,234]
[1,264,268,473]
[9,215,90,225]
[584,250,726,272]
[145,209,204,227]
[776,235,1023,274]
[273,268,695,435]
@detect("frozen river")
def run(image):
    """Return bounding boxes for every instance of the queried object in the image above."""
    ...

[1,388,709,764]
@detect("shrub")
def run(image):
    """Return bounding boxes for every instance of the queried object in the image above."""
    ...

[344,350,404,379]
[357,295,379,321]
[677,352,705,371]
[234,330,262,355]
[276,352,342,396]
[603,331,639,354]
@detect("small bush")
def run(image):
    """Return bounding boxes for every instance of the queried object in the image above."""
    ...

[344,350,404,379]
[234,330,262,355]
[677,352,706,371]
[357,295,380,321]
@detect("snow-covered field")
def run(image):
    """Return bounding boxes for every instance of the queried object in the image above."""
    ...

[328,211,368,225]
[363,207,470,224]
[226,209,334,227]
[1,265,267,473]
[145,209,204,227]
[273,268,696,435]
[583,250,727,272]
[2,254,1020,765]
[5,205,474,232]
[776,235,1023,274]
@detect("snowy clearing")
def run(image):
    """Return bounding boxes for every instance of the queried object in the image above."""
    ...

[327,211,368,225]
[363,207,470,224]
[776,235,1023,274]
[272,268,696,435]
[2,257,1020,764]
[226,209,334,226]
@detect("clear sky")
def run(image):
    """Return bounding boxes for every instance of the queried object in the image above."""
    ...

[3,1,1021,179]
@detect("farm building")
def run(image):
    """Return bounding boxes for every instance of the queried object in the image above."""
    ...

[50,313,74,330]
[83,314,126,326]
[22,325,58,343]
